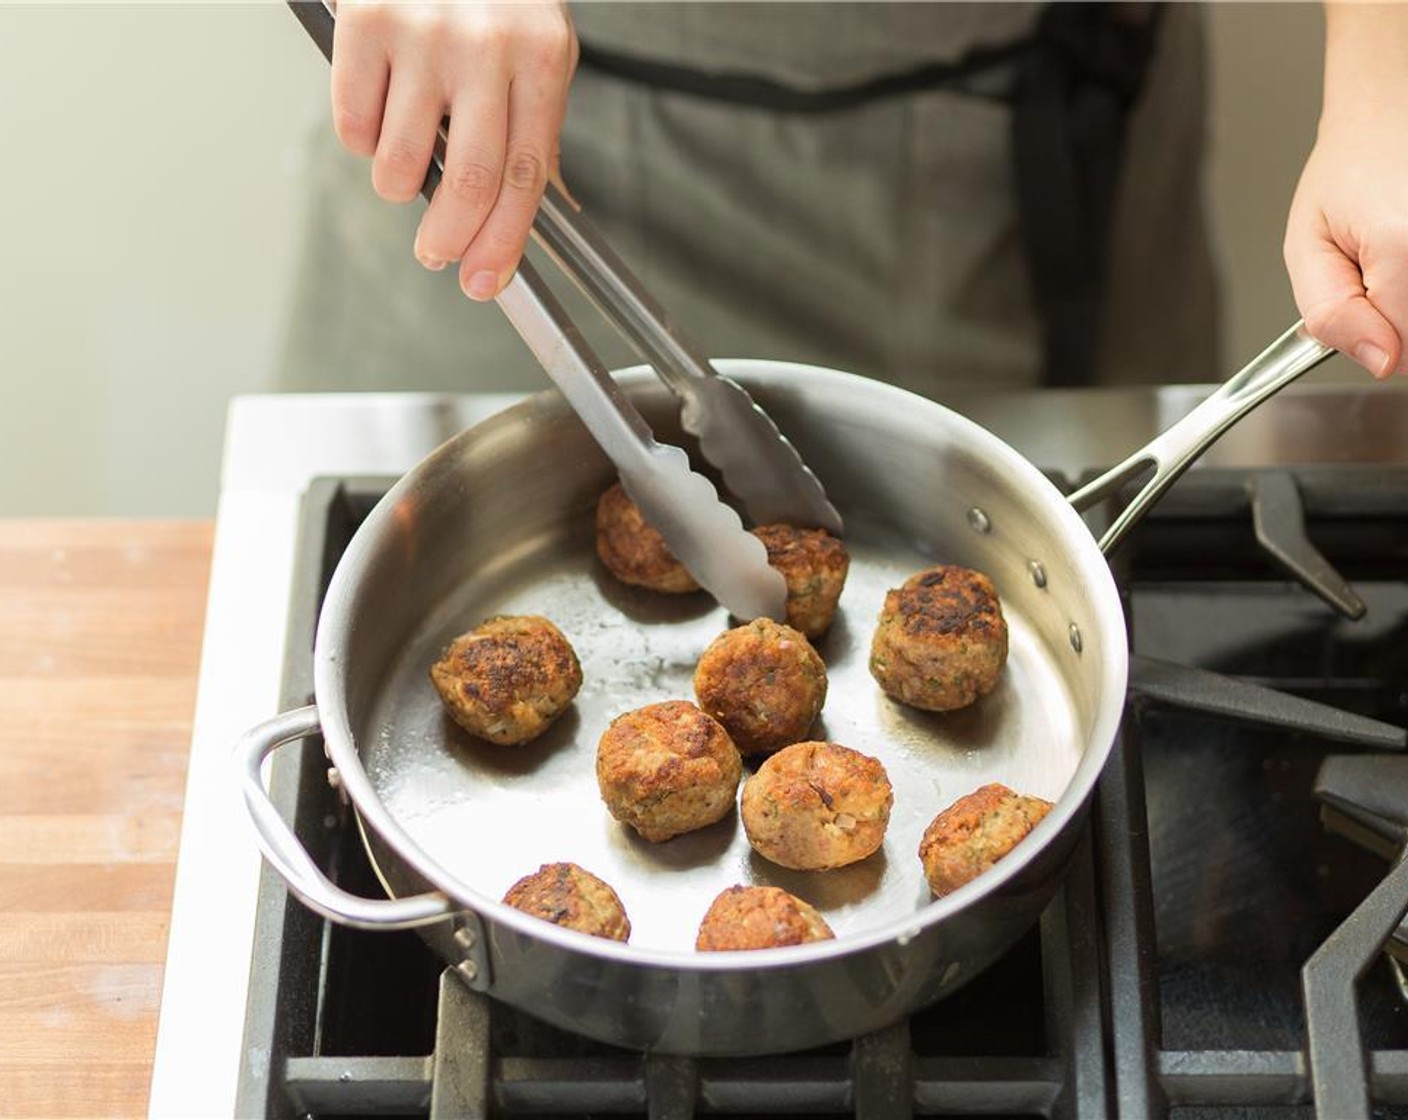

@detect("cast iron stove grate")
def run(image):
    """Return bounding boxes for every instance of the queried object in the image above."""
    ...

[237,467,1408,1118]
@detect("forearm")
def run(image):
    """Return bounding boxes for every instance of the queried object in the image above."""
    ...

[1321,4,1408,126]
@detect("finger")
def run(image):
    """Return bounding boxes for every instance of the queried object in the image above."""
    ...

[1360,251,1408,377]
[371,70,442,204]
[330,12,389,156]
[1286,213,1401,379]
[458,67,567,300]
[413,77,509,270]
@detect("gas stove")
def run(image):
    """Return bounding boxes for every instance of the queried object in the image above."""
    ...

[149,384,1408,1118]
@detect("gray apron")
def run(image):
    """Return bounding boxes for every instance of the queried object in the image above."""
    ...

[277,3,1219,398]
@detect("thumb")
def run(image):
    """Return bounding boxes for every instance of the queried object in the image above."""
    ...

[1286,220,1400,379]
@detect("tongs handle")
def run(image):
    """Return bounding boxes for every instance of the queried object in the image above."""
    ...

[288,0,705,395]
[287,0,786,620]
[533,185,716,395]
[288,2,840,540]
[499,261,654,464]
[535,184,844,534]
[287,0,677,440]
[286,3,650,450]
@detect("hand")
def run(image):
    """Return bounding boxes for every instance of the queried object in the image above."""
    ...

[331,2,577,301]
[1284,4,1408,379]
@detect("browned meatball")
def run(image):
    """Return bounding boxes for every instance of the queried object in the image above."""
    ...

[869,565,1008,712]
[429,615,582,745]
[693,618,827,755]
[596,700,742,842]
[750,524,850,638]
[741,741,893,870]
[502,862,631,941]
[595,482,700,593]
[695,885,834,951]
[918,783,1054,897]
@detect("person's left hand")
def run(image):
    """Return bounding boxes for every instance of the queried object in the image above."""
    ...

[1284,5,1408,380]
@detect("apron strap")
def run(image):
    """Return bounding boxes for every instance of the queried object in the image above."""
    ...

[575,37,1032,114]
[1011,3,1163,387]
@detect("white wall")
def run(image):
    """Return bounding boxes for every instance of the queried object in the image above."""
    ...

[1205,2,1338,372]
[0,3,1336,516]
[0,4,323,516]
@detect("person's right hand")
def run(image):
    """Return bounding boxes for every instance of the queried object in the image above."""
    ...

[1283,3,1408,379]
[331,2,578,301]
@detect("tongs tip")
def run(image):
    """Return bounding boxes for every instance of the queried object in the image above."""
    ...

[620,447,788,624]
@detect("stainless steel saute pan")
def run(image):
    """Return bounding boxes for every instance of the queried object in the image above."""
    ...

[239,324,1332,1055]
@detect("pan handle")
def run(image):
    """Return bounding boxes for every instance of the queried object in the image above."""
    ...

[237,705,458,931]
[1066,320,1335,555]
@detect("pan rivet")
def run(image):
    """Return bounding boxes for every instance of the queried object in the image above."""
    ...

[967,507,991,534]
[457,960,479,982]
[1028,560,1047,588]
[326,767,350,807]
[453,927,477,950]
[1068,624,1083,654]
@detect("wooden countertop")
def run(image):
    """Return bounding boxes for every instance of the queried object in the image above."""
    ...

[0,521,212,1119]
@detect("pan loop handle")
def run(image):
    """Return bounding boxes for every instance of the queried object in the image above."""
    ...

[1067,320,1335,556]
[237,705,458,931]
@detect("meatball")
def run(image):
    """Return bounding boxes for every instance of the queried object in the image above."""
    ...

[750,524,850,638]
[741,741,893,870]
[693,618,827,755]
[595,482,700,594]
[596,700,742,842]
[429,615,582,745]
[869,565,1008,712]
[502,862,631,942]
[695,885,834,951]
[918,783,1054,898]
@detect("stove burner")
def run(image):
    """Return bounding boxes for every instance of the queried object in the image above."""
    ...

[1312,752,1408,1120]
[1131,657,1405,750]
[1318,755,1408,861]
[1304,753,1408,1120]
[1251,470,1366,620]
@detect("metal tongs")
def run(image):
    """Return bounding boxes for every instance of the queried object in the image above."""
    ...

[289,2,841,621]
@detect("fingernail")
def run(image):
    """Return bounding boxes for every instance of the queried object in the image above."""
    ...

[466,270,499,301]
[1355,342,1392,379]
[412,228,447,271]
